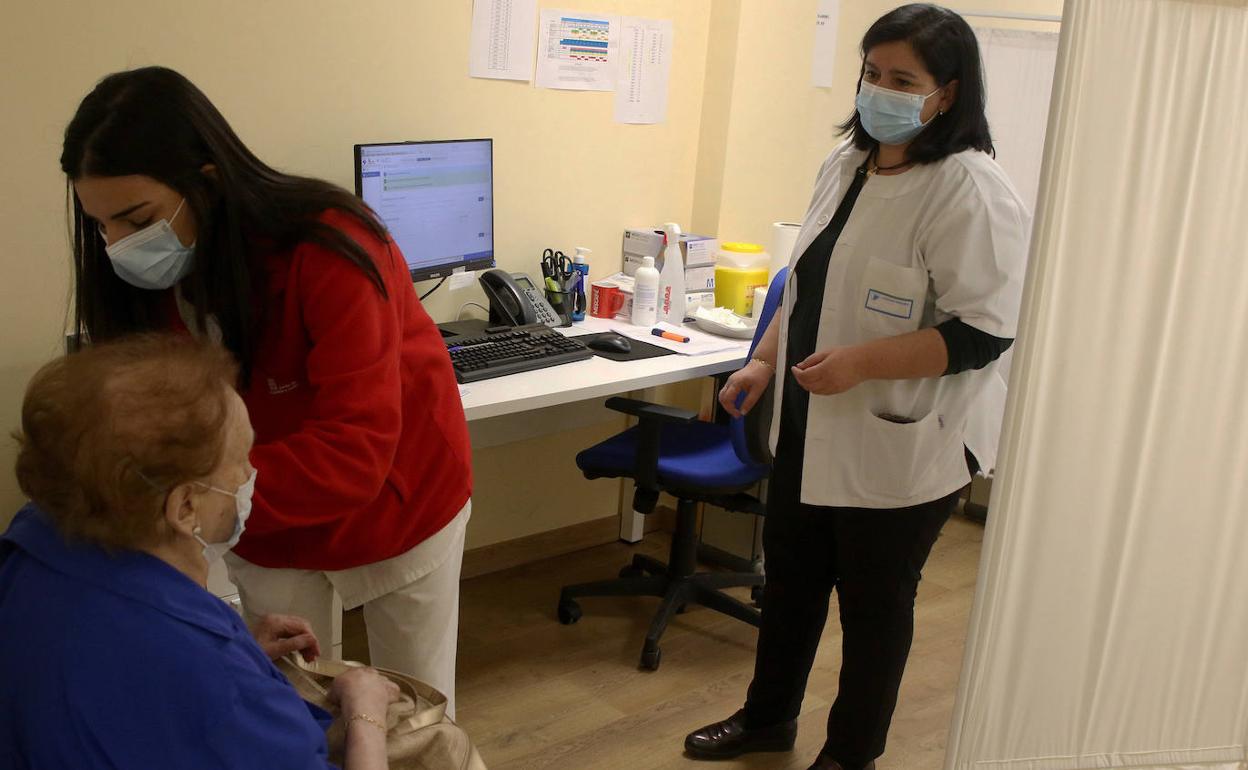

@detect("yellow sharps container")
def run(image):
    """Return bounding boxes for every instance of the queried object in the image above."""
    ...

[714,242,771,316]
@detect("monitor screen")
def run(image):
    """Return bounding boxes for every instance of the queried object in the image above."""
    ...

[354,139,495,281]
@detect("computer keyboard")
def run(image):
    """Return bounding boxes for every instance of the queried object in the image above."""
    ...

[444,324,594,383]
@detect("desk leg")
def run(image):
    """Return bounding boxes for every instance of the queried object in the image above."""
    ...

[620,495,646,543]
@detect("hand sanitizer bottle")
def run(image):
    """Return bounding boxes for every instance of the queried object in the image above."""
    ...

[571,247,591,322]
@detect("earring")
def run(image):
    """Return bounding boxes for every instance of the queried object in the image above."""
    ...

[192,524,203,536]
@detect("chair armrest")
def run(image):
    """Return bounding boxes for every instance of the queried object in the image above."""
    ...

[602,398,696,509]
[604,397,698,424]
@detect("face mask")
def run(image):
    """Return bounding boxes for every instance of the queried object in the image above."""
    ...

[855,80,943,146]
[104,198,195,290]
[192,469,256,563]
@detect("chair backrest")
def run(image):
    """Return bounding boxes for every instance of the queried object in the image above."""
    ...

[730,267,788,466]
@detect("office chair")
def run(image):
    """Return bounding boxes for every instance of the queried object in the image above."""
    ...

[556,268,789,670]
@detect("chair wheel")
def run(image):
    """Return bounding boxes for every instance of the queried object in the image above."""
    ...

[751,584,764,606]
[640,645,662,671]
[618,565,645,579]
[557,599,582,625]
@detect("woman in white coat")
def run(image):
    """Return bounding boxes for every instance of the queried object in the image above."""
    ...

[684,5,1029,770]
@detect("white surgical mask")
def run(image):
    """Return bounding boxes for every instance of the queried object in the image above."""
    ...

[192,469,256,563]
[855,80,943,145]
[104,198,195,290]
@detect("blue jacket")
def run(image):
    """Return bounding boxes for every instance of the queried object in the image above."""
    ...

[0,504,336,769]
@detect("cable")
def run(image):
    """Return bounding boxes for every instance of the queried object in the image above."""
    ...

[418,276,448,301]
[457,302,490,321]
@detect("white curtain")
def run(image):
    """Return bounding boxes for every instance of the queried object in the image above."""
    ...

[971,25,1060,413]
[946,1,1248,769]
[974,26,1059,217]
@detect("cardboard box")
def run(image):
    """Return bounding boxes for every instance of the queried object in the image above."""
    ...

[686,291,716,312]
[685,264,716,292]
[622,229,719,279]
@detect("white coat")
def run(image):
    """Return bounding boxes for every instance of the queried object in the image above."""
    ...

[769,140,1030,508]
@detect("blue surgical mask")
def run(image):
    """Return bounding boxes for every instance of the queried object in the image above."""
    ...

[193,469,256,563]
[104,198,195,290]
[855,80,943,146]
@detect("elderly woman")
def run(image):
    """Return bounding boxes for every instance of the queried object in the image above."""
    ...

[0,335,397,770]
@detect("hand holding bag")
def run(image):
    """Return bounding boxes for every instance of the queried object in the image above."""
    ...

[278,654,487,770]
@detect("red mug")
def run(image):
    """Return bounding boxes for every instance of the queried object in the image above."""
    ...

[590,281,625,318]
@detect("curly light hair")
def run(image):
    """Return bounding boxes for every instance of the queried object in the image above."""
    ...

[14,334,239,550]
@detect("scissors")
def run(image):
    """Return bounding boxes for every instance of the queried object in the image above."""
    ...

[541,248,574,280]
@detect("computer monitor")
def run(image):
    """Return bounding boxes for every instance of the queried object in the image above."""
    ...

[354,138,495,282]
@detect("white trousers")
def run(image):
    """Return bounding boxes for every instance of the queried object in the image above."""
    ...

[226,508,467,718]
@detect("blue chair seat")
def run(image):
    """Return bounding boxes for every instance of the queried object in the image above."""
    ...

[577,421,769,492]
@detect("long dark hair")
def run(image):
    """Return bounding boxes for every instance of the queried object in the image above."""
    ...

[839,4,994,163]
[61,66,388,382]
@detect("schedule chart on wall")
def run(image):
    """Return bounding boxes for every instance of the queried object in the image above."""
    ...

[536,9,618,91]
[552,16,609,62]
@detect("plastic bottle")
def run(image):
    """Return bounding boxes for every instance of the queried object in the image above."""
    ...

[631,255,660,327]
[657,222,686,324]
[571,246,591,322]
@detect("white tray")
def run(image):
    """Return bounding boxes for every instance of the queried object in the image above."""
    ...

[692,314,757,339]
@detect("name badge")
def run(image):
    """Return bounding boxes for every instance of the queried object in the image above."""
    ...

[864,288,914,320]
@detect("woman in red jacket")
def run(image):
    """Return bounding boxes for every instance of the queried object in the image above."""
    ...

[60,67,473,714]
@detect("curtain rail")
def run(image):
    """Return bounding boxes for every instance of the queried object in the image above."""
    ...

[960,10,1062,23]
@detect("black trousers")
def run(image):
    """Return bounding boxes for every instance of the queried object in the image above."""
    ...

[742,480,960,768]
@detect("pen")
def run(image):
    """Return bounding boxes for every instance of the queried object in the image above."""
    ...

[651,328,690,343]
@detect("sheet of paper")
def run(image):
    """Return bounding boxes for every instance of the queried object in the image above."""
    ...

[614,17,673,124]
[469,0,538,81]
[811,0,840,88]
[448,270,477,291]
[536,9,619,91]
[611,322,740,356]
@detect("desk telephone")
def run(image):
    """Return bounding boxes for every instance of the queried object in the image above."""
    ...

[479,268,563,327]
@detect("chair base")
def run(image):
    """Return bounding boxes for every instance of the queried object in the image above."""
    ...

[556,498,763,671]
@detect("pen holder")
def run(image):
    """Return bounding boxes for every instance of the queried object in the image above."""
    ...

[545,287,575,327]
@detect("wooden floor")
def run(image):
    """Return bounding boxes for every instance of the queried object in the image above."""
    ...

[343,513,984,770]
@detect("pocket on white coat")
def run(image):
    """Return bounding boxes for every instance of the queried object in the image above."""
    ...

[860,409,950,498]
[857,258,926,338]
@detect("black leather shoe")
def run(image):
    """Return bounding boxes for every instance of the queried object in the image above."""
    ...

[806,756,876,770]
[684,709,797,759]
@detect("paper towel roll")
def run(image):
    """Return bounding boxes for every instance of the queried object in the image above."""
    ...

[770,221,802,278]
[752,286,769,319]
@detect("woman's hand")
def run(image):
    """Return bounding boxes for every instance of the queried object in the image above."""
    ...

[719,360,775,417]
[791,347,865,395]
[251,614,321,662]
[330,667,401,720]
[332,668,399,770]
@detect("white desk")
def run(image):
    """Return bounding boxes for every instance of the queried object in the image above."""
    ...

[459,315,751,421]
[460,315,751,541]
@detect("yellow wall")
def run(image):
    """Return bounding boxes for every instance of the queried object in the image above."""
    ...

[0,0,712,539]
[700,0,1065,247]
[0,0,1063,545]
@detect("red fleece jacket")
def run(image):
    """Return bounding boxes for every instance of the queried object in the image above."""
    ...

[224,210,471,570]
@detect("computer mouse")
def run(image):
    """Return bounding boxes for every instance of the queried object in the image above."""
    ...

[587,334,632,354]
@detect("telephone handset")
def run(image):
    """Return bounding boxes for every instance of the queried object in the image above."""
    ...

[478,268,563,328]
